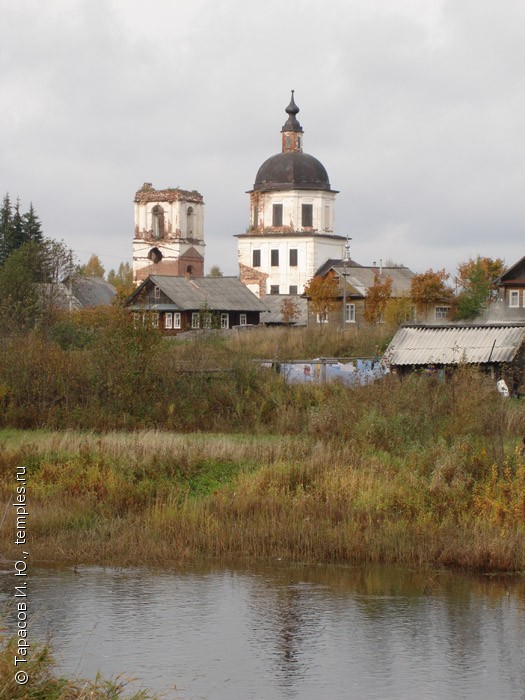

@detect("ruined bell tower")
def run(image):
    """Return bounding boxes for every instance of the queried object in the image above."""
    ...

[132,182,205,283]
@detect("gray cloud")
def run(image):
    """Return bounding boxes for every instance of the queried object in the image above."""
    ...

[0,0,523,277]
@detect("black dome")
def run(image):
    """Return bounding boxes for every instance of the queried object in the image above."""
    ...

[254,152,332,192]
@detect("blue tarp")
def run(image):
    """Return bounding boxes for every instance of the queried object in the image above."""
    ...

[276,359,388,386]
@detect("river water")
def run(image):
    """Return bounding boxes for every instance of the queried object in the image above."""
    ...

[1,563,524,699]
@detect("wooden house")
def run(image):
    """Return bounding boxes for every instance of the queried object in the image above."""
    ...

[495,256,525,321]
[304,260,415,327]
[125,275,267,334]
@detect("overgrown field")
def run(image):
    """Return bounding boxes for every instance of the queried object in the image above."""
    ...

[1,368,524,572]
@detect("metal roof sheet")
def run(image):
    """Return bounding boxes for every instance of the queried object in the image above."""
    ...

[384,325,525,366]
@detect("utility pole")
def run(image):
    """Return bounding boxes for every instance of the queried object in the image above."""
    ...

[342,237,352,327]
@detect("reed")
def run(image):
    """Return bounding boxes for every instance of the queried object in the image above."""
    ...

[0,634,160,699]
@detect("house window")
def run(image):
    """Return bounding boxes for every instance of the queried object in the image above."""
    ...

[435,306,450,320]
[316,312,328,324]
[270,285,280,294]
[174,312,181,329]
[191,312,200,329]
[272,204,283,227]
[164,312,173,329]
[154,286,161,300]
[253,249,261,267]
[289,249,298,267]
[203,313,212,329]
[345,303,355,323]
[289,285,298,295]
[271,249,279,267]
[152,313,159,329]
[220,313,229,329]
[302,204,313,227]
[509,290,520,308]
[239,313,247,326]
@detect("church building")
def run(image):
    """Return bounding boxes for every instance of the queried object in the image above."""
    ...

[237,92,347,297]
[132,182,205,283]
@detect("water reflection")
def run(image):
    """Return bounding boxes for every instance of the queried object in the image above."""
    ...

[1,563,524,700]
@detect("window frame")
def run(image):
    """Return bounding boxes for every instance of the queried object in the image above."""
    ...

[173,312,181,329]
[164,312,173,329]
[345,303,356,323]
[509,290,521,308]
[220,313,229,329]
[289,248,298,267]
[252,249,261,267]
[191,312,200,329]
[239,313,247,326]
[435,306,451,320]
[270,249,279,267]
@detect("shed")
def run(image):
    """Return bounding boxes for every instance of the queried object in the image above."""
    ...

[383,323,525,394]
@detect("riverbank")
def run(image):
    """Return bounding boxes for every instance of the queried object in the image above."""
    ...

[1,415,524,572]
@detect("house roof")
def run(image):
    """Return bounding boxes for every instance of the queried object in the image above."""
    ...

[70,276,116,307]
[384,324,525,366]
[260,295,308,325]
[130,275,268,312]
[496,255,525,285]
[318,264,415,298]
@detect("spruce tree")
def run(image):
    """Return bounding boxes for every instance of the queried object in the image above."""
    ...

[10,198,27,251]
[22,202,43,244]
[0,193,13,266]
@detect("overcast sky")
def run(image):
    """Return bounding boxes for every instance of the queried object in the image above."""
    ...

[1,0,523,278]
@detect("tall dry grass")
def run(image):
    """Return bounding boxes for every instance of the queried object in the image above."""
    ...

[1,367,524,572]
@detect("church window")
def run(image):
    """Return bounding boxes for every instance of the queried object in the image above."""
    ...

[253,206,258,228]
[289,285,298,295]
[271,249,279,267]
[324,205,330,230]
[152,205,165,239]
[270,285,280,294]
[272,204,283,227]
[187,206,194,236]
[302,204,313,227]
[289,249,298,266]
[253,250,261,267]
[148,247,163,263]
[298,136,302,150]
[165,313,173,329]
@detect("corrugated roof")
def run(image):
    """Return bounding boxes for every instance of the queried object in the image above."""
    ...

[148,275,267,312]
[384,324,525,366]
